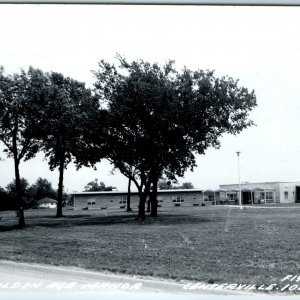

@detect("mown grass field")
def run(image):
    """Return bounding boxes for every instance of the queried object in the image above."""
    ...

[0,205,300,290]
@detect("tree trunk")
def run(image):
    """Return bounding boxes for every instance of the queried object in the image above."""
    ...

[147,198,151,213]
[138,188,149,220]
[12,132,25,228]
[14,160,25,228]
[126,178,132,212]
[150,175,158,217]
[56,153,65,218]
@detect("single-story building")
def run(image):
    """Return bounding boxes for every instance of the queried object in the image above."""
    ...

[73,189,206,210]
[72,181,300,210]
[219,181,300,204]
[37,197,58,209]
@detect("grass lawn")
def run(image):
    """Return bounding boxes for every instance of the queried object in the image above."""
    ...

[0,205,300,290]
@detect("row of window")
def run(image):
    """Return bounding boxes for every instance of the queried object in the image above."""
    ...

[87,191,296,205]
[87,196,184,205]
[283,191,296,199]
[226,192,274,201]
[88,194,274,205]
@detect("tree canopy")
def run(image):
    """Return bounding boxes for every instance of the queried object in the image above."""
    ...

[0,67,104,222]
[31,72,102,217]
[0,67,49,226]
[84,179,115,192]
[0,57,257,223]
[0,177,57,211]
[28,177,56,201]
[158,178,195,190]
[93,56,257,219]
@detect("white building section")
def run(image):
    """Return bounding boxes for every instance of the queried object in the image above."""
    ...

[37,197,58,209]
[72,182,300,210]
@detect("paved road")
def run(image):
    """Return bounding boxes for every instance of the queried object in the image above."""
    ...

[0,260,251,296]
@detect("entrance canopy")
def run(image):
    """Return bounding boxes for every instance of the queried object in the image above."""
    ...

[202,186,277,205]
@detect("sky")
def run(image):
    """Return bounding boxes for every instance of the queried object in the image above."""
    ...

[0,4,300,192]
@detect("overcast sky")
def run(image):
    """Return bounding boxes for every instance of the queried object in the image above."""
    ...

[0,4,300,192]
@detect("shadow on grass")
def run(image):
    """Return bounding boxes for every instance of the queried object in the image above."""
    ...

[0,213,220,231]
[0,224,23,232]
[27,214,92,219]
[32,213,219,228]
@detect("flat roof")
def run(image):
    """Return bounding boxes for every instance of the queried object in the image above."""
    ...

[72,183,288,196]
[73,189,204,195]
[220,181,300,186]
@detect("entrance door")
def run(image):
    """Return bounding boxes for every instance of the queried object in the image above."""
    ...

[242,191,250,205]
[296,186,300,203]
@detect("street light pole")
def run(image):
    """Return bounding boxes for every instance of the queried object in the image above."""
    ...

[236,151,242,209]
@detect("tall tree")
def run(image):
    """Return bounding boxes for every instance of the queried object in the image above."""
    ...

[0,67,48,227]
[93,56,257,220]
[35,72,100,217]
[94,57,177,220]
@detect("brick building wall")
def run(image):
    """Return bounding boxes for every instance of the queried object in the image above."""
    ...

[155,191,204,207]
[73,190,205,210]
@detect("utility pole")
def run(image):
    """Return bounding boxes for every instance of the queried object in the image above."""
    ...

[236,151,243,209]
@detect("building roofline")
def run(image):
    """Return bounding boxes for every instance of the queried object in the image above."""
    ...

[220,181,300,186]
[72,188,204,195]
[157,188,203,193]
[72,182,297,196]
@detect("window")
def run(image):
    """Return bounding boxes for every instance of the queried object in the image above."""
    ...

[119,198,127,208]
[157,196,163,207]
[266,192,273,200]
[227,193,238,201]
[87,200,96,205]
[284,191,288,199]
[157,196,163,203]
[204,194,214,202]
[173,196,184,203]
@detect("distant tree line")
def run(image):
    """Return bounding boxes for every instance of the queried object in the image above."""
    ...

[0,177,57,211]
[157,178,194,190]
[0,177,114,211]
[84,179,115,192]
[0,56,257,227]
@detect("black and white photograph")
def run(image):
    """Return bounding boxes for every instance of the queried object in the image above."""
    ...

[0,1,300,297]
